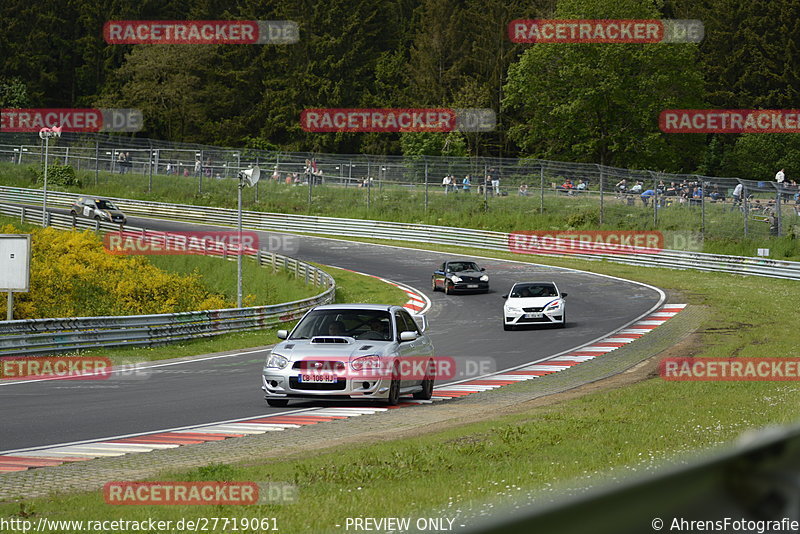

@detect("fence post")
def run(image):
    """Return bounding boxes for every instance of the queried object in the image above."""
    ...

[652,171,658,227]
[776,186,783,237]
[94,140,99,185]
[20,206,25,224]
[424,159,429,212]
[18,145,24,165]
[697,175,705,237]
[484,163,489,212]
[598,164,604,224]
[367,160,371,210]
[148,144,154,193]
[199,149,204,194]
[539,164,544,214]
[743,184,748,237]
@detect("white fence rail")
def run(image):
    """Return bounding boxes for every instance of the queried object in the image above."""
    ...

[0,186,797,281]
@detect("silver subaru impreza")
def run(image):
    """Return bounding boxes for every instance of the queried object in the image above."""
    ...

[262,304,435,407]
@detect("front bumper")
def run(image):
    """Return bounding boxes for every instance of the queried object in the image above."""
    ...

[262,372,392,400]
[448,281,489,292]
[504,307,564,326]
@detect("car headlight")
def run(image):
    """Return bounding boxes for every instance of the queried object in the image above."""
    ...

[351,355,382,371]
[545,300,562,310]
[480,274,489,282]
[506,306,522,313]
[101,211,112,220]
[266,353,289,369]
[450,275,462,283]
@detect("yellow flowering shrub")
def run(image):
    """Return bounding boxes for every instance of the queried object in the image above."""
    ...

[0,225,231,319]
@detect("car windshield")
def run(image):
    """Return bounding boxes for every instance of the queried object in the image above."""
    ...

[290,310,393,341]
[95,200,118,210]
[446,262,479,273]
[510,283,558,298]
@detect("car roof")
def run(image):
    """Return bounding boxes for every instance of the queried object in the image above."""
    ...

[445,259,479,264]
[312,304,399,312]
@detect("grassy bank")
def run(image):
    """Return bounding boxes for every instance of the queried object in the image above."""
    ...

[84,265,408,363]
[2,162,798,259]
[3,240,799,532]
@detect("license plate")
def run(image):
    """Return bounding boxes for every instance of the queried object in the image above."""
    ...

[467,284,478,288]
[525,312,543,318]
[299,373,336,383]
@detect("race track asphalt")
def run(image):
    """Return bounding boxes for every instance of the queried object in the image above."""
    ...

[0,211,662,451]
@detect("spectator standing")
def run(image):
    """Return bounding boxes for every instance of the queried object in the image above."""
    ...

[732,182,743,209]
[194,159,201,178]
[442,174,452,194]
[776,168,785,184]
[462,175,471,192]
[489,167,500,195]
[117,152,126,174]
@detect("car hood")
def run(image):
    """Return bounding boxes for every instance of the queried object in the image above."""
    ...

[505,296,561,308]
[272,338,393,360]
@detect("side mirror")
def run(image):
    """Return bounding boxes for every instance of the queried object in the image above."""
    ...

[400,331,419,342]
[562,293,568,298]
[277,330,288,340]
[501,294,508,299]
[411,314,427,332]
[480,267,486,271]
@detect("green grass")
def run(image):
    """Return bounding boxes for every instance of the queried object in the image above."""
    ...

[3,239,799,531]
[3,161,799,259]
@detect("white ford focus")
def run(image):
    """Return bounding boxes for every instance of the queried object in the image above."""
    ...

[502,282,567,331]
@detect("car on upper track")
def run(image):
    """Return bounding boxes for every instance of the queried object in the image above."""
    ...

[431,259,489,294]
[70,196,127,225]
[502,281,567,330]
[262,304,435,407]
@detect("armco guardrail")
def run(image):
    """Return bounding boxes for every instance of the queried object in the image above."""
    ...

[0,186,798,281]
[0,202,334,356]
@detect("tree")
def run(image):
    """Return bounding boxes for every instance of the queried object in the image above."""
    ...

[723,133,800,181]
[0,77,30,107]
[96,45,231,142]
[503,0,707,171]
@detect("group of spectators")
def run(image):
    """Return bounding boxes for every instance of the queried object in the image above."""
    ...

[442,169,501,195]
[615,178,719,207]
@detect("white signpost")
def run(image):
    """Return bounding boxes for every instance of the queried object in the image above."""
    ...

[0,235,32,320]
[39,125,62,227]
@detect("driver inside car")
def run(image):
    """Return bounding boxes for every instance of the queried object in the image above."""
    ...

[328,320,346,336]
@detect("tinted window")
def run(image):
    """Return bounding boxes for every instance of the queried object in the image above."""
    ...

[290,309,392,340]
[510,283,558,298]
[398,310,420,334]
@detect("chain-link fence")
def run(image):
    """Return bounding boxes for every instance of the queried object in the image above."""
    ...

[1,131,798,242]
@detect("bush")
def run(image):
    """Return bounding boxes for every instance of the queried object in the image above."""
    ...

[36,163,82,187]
[0,224,230,319]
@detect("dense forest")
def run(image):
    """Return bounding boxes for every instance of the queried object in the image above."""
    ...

[2,0,800,179]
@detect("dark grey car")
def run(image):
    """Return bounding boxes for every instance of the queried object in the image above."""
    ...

[431,260,490,294]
